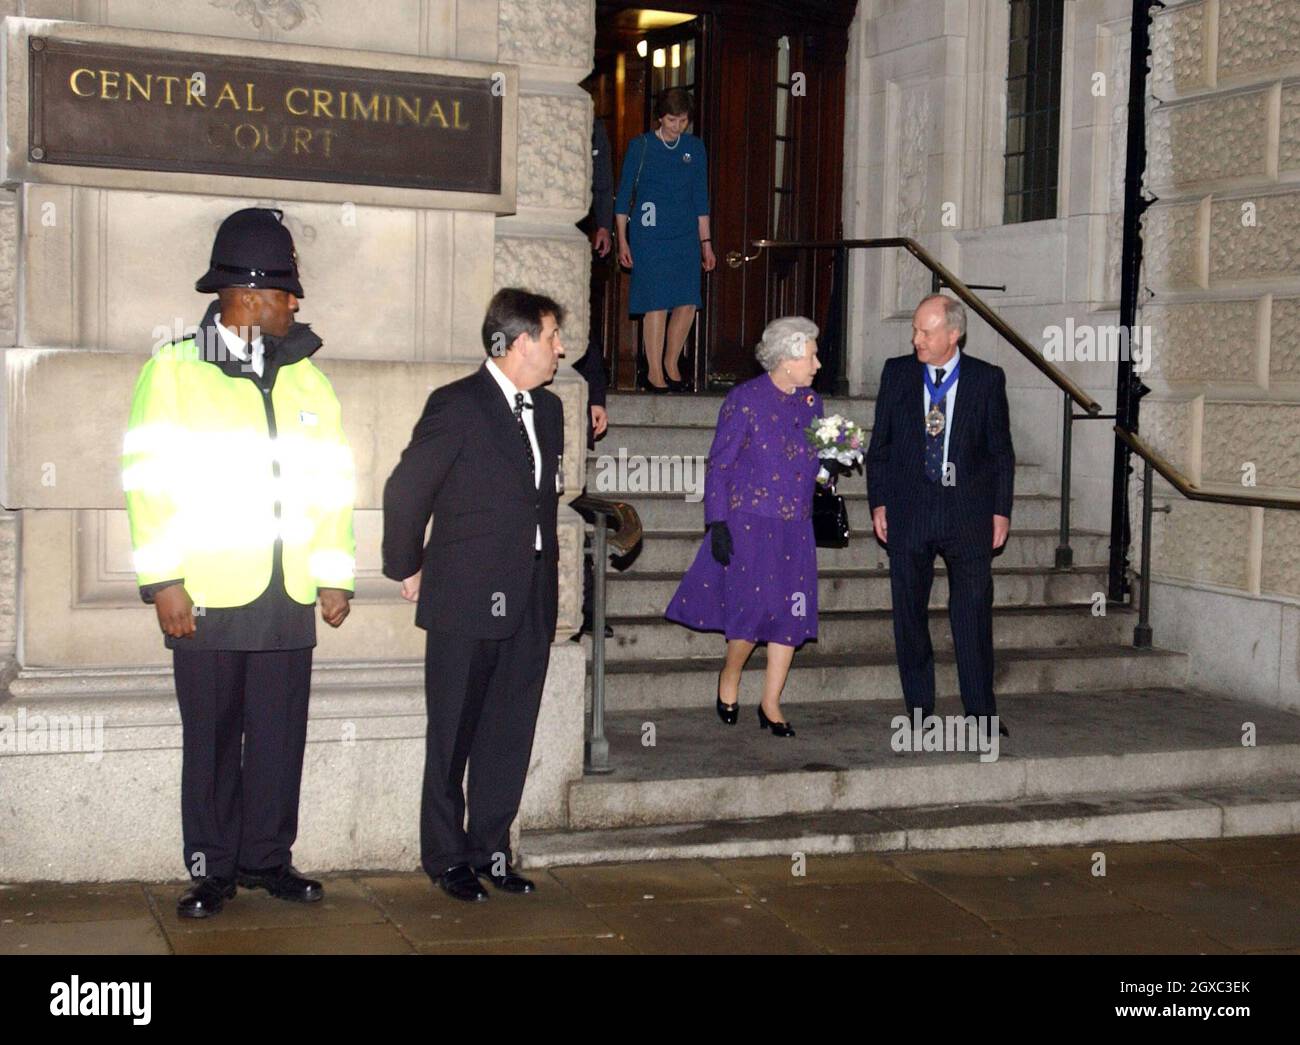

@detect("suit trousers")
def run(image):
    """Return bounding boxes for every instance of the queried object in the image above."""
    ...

[420,559,551,877]
[887,487,996,719]
[172,647,314,880]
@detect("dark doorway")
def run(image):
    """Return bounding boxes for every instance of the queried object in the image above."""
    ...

[585,1,858,392]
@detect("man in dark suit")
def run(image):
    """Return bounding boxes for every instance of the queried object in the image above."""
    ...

[382,287,566,902]
[866,294,1015,735]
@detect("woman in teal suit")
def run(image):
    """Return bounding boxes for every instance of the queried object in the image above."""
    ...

[614,87,716,392]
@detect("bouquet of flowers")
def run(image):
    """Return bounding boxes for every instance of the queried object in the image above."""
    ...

[804,414,867,485]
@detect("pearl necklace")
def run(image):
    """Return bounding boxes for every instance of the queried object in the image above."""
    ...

[657,128,681,151]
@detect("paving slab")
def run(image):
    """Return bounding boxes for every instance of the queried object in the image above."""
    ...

[167,922,416,955]
[0,916,170,955]
[985,912,1236,954]
[0,881,152,923]
[548,859,744,905]
[592,896,826,954]
[145,877,387,935]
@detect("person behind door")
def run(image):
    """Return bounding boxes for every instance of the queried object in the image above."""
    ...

[866,294,1015,738]
[614,86,716,392]
[122,207,356,919]
[381,288,566,903]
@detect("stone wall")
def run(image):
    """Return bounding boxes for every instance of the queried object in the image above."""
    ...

[1143,0,1300,603]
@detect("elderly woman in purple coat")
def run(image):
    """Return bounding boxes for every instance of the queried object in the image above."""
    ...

[665,317,823,737]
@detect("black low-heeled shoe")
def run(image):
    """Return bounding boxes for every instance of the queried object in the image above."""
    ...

[716,674,738,725]
[757,704,795,738]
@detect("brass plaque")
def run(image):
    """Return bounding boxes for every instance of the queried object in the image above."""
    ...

[27,36,503,194]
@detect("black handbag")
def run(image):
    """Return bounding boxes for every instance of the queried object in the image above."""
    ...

[812,474,851,548]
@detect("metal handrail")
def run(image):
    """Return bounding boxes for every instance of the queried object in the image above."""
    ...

[571,493,644,774]
[1114,427,1300,511]
[1115,425,1300,650]
[727,236,1102,415]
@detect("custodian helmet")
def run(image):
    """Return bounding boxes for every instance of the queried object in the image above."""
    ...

[195,207,305,298]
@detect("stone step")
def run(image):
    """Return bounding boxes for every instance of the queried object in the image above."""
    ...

[589,440,1050,494]
[622,490,1066,532]
[598,603,1135,662]
[606,563,1108,616]
[561,690,1300,831]
[520,778,1300,868]
[616,528,1106,573]
[596,645,1186,709]
[605,392,874,427]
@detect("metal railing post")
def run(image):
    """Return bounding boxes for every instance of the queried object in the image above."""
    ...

[1055,389,1074,569]
[1134,457,1154,649]
[584,512,613,773]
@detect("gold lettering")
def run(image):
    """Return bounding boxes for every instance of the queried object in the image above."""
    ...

[382,94,391,122]
[311,89,334,119]
[452,99,469,129]
[69,68,96,97]
[285,86,309,116]
[99,70,120,100]
[318,128,336,157]
[213,82,241,110]
[394,96,420,125]
[185,78,206,107]
[233,123,261,150]
[262,125,288,153]
[124,71,151,102]
[348,91,380,121]
[293,126,312,155]
[245,83,265,112]
[423,99,449,128]
[156,75,181,105]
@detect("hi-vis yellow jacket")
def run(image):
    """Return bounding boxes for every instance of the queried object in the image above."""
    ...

[122,331,356,609]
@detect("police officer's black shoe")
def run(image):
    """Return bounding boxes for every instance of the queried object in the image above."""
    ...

[236,865,323,903]
[177,876,236,919]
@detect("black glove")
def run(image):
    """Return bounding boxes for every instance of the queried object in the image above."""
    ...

[709,521,733,566]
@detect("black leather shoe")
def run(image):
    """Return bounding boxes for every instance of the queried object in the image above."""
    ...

[716,671,738,725]
[236,865,323,903]
[757,704,796,738]
[438,864,490,902]
[474,862,536,894]
[177,876,236,919]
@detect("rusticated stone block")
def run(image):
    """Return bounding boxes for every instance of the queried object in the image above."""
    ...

[1269,297,1300,381]
[1139,398,1200,482]
[493,233,590,357]
[1151,1,1207,97]
[1209,193,1300,284]
[1144,299,1259,384]
[0,189,14,346]
[0,511,16,655]
[1148,90,1270,189]
[1282,86,1300,172]
[517,93,590,212]
[1260,508,1300,597]
[1201,402,1300,489]
[1148,496,1251,590]
[498,0,593,70]
[1144,201,1204,290]
[1219,0,1300,83]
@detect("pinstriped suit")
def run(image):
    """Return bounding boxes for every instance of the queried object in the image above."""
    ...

[866,352,1015,717]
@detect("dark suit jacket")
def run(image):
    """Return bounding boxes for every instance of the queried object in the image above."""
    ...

[866,352,1015,553]
[381,364,564,640]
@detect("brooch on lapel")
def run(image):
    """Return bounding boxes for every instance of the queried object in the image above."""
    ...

[805,394,815,406]
[683,152,692,163]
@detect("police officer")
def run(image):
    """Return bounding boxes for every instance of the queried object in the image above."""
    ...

[123,208,356,918]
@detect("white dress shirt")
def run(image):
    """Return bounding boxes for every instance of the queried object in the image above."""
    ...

[485,358,543,550]
[923,347,961,472]
[215,314,265,378]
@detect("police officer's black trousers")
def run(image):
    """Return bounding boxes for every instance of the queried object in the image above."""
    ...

[172,647,314,880]
[419,563,550,878]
